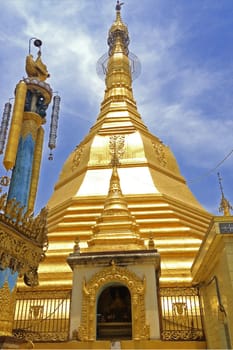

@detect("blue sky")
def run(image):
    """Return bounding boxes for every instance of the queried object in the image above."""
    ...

[0,0,232,215]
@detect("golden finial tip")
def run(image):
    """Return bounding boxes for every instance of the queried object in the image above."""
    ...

[218,172,233,216]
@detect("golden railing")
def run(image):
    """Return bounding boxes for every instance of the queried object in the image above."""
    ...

[13,287,204,342]
[13,290,71,342]
[159,287,205,341]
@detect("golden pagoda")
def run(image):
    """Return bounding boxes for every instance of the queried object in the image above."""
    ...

[38,2,211,291]
[12,2,233,349]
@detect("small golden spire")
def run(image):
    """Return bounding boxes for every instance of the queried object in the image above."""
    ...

[97,135,128,214]
[86,137,145,250]
[103,165,128,215]
[108,1,129,57]
[111,1,127,34]
[218,172,232,216]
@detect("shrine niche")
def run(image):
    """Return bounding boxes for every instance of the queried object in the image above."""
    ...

[77,262,150,341]
[97,285,132,339]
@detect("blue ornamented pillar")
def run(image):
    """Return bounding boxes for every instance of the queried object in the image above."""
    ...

[7,82,52,210]
[0,84,51,333]
[0,42,52,345]
[7,110,45,208]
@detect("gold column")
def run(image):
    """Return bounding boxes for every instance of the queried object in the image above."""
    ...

[3,81,27,171]
[28,126,44,212]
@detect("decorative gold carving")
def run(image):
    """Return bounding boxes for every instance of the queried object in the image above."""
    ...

[0,230,41,285]
[0,281,16,336]
[0,195,48,285]
[13,329,68,342]
[109,135,125,164]
[172,302,187,316]
[26,52,49,82]
[29,305,44,320]
[0,194,48,246]
[72,145,84,170]
[78,263,149,341]
[160,287,199,297]
[13,290,71,342]
[160,287,205,341]
[15,289,71,300]
[152,141,167,167]
[161,329,204,341]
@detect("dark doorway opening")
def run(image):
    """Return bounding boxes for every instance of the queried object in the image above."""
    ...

[97,285,132,340]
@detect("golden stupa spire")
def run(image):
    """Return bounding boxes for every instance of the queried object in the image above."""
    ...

[103,164,129,214]
[218,172,232,216]
[87,135,145,251]
[97,1,145,125]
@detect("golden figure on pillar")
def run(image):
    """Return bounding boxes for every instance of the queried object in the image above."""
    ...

[26,39,50,81]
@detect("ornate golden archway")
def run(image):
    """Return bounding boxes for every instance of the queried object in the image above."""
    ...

[77,261,150,341]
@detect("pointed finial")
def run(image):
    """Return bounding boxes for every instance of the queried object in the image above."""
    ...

[116,1,124,11]
[218,172,232,216]
[148,236,155,250]
[218,172,224,196]
[73,237,81,254]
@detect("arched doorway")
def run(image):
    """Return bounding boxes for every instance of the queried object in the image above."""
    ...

[77,264,150,341]
[97,284,132,340]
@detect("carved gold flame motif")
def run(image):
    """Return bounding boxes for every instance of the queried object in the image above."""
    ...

[0,282,16,336]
